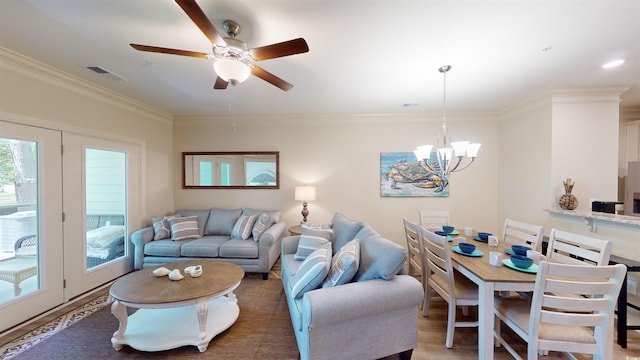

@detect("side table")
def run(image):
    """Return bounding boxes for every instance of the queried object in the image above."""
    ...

[288,225,301,236]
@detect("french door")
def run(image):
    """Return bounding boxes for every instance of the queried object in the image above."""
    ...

[62,133,139,300]
[0,122,140,330]
[0,121,64,330]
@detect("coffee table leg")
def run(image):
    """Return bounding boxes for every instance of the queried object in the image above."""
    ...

[111,300,128,350]
[197,298,208,340]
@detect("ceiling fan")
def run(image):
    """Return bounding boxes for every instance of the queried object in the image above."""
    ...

[130,0,309,91]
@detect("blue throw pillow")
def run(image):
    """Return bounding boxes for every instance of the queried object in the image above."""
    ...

[322,239,360,287]
[251,212,274,242]
[231,215,258,240]
[294,235,331,260]
[330,212,364,253]
[290,245,331,299]
[354,235,406,281]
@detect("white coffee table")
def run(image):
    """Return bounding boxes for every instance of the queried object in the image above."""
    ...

[109,260,244,352]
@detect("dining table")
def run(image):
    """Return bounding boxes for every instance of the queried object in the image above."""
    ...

[447,233,538,360]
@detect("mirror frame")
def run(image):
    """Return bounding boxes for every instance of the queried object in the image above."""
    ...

[182,151,280,189]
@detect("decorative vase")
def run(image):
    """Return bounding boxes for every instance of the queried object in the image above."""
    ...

[559,178,578,210]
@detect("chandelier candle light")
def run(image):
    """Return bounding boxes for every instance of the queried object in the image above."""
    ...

[295,185,316,224]
[413,65,481,177]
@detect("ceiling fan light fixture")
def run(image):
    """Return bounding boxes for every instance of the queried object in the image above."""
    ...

[214,58,251,84]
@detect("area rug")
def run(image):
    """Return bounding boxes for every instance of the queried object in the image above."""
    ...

[2,270,297,359]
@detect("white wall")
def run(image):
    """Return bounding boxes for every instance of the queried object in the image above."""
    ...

[551,90,622,211]
[498,95,552,229]
[0,48,175,229]
[174,114,500,246]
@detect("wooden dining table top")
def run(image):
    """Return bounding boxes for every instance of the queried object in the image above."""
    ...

[448,236,538,284]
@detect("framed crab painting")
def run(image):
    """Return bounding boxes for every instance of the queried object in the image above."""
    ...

[380,152,449,197]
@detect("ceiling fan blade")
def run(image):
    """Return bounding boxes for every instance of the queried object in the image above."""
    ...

[214,76,229,89]
[250,38,309,61]
[175,0,227,46]
[130,44,209,59]
[251,66,293,91]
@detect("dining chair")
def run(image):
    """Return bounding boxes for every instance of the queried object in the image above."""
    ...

[403,217,425,280]
[419,225,478,348]
[545,228,612,266]
[502,218,544,252]
[418,210,449,231]
[494,261,626,360]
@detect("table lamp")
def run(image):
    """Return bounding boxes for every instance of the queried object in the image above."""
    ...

[294,185,316,224]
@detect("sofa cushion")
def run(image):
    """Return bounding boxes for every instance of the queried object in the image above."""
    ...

[294,235,331,261]
[331,212,364,253]
[242,208,282,223]
[219,239,259,258]
[322,238,360,287]
[251,212,274,242]
[175,209,210,236]
[179,235,229,257]
[354,235,407,281]
[151,216,174,240]
[144,239,184,257]
[169,216,201,241]
[289,245,331,299]
[204,208,242,236]
[231,215,258,240]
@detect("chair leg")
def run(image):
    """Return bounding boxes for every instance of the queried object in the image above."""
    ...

[445,301,456,348]
[422,284,432,317]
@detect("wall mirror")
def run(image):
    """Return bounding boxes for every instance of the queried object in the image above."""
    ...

[182,151,279,189]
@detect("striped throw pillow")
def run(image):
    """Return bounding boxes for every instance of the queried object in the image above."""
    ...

[231,215,258,240]
[290,246,331,299]
[169,216,201,241]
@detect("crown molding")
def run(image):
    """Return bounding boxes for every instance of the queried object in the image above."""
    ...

[0,46,172,125]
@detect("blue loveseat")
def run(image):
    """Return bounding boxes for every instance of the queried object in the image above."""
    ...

[281,213,424,360]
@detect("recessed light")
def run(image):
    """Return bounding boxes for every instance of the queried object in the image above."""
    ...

[602,59,624,68]
[402,103,420,108]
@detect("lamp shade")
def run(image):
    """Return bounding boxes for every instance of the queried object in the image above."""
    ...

[295,186,316,201]
[213,58,251,83]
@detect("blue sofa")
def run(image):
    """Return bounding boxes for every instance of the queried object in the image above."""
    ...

[281,213,424,360]
[131,208,285,279]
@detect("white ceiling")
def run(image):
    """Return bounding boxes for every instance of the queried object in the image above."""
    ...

[1,0,639,118]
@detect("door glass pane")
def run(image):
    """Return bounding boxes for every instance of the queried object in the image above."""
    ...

[0,138,39,303]
[85,148,126,270]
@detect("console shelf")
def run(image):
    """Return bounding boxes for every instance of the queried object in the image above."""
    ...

[544,208,640,232]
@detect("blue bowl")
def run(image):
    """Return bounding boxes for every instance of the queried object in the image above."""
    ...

[442,225,455,234]
[435,230,448,237]
[458,242,476,254]
[511,245,531,256]
[510,255,533,269]
[478,232,492,241]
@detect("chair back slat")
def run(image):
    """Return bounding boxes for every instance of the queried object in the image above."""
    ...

[502,218,544,252]
[546,229,612,266]
[419,226,455,294]
[540,310,605,327]
[419,210,449,230]
[403,217,424,278]
[545,279,617,296]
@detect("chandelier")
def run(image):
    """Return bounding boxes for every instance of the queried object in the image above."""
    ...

[413,65,481,177]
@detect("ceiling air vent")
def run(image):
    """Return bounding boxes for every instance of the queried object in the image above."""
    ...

[85,66,127,81]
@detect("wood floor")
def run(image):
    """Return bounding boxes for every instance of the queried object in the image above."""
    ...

[2,281,639,359]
